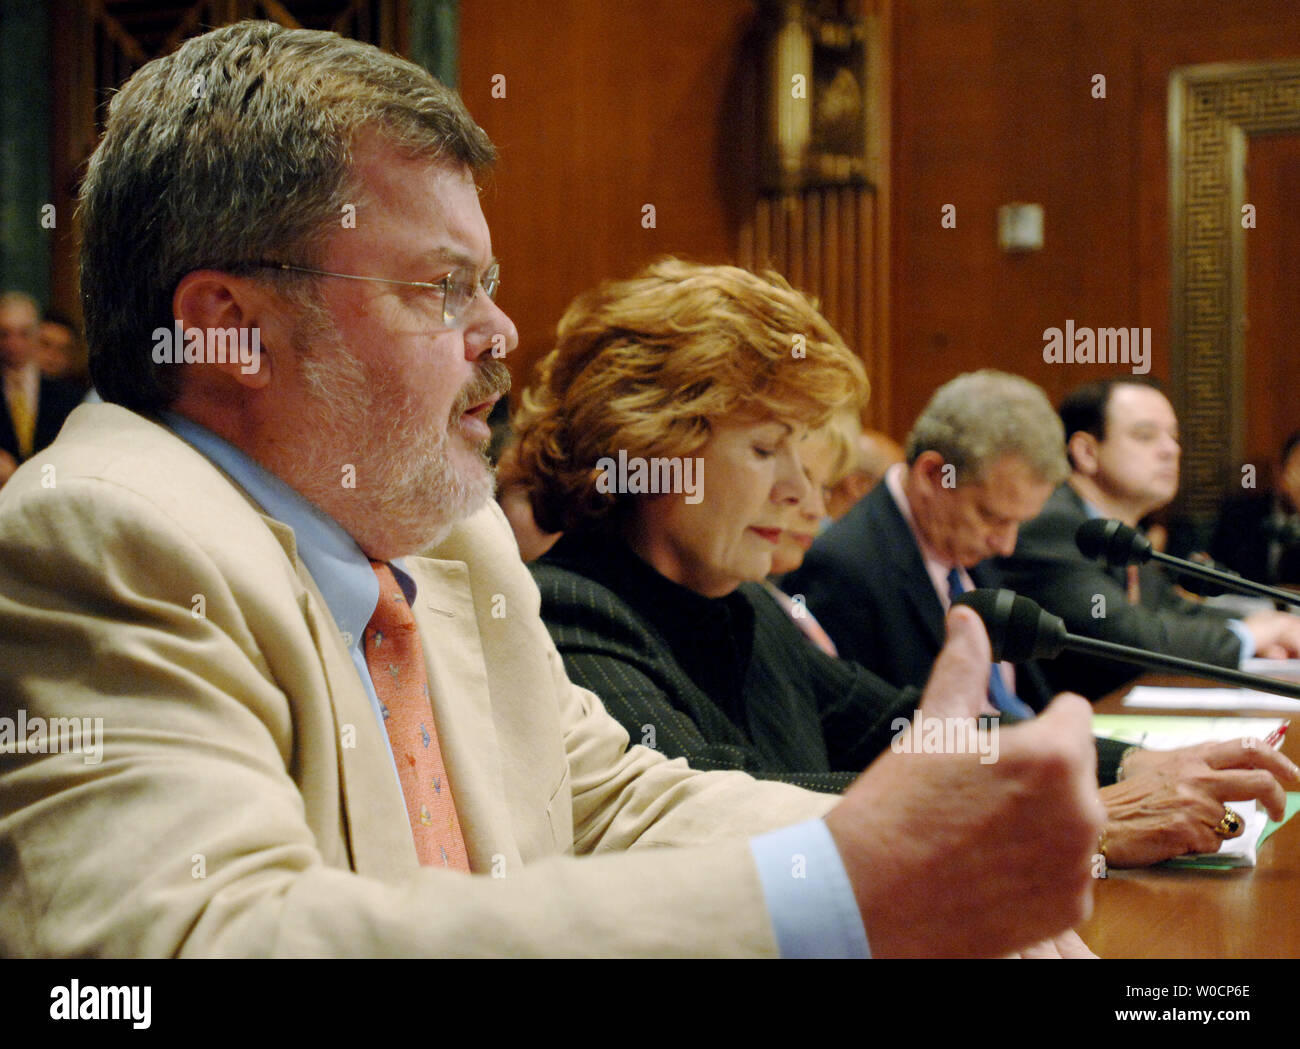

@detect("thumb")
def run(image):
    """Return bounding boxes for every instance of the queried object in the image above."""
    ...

[919,605,998,719]
[1030,690,1096,741]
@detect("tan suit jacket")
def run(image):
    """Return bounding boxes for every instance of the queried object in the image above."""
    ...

[0,404,837,957]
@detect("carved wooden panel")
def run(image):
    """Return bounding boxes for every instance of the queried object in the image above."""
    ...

[738,186,881,421]
[1169,61,1300,517]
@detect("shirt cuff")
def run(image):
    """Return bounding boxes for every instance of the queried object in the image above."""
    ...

[1228,618,1257,663]
[749,818,870,958]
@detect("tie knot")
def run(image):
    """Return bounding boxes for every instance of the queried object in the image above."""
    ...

[946,566,964,598]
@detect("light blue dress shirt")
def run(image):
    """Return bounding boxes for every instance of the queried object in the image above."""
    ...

[163,413,870,958]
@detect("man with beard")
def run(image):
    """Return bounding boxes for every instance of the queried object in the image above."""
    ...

[0,22,1104,958]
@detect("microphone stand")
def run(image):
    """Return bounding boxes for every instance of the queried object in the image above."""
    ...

[1145,549,1300,610]
[1062,632,1300,700]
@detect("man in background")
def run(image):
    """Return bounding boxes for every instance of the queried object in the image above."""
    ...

[998,378,1300,700]
[37,309,90,387]
[1210,430,1300,586]
[824,425,905,522]
[0,291,83,487]
[786,370,1063,717]
[785,370,1300,866]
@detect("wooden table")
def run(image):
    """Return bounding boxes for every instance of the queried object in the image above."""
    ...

[1079,675,1300,958]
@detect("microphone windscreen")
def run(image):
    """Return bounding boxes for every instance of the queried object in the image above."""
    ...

[952,588,1067,662]
[1075,518,1152,565]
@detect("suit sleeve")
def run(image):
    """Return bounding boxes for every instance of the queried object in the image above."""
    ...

[0,478,835,957]
[745,585,922,773]
[1002,503,1242,669]
[782,549,885,671]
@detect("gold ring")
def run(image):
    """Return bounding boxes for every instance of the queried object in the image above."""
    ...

[1214,807,1244,838]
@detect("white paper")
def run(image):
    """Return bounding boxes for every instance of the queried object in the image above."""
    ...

[1122,686,1300,712]
[1163,800,1269,868]
[1092,714,1287,750]
[1242,657,1300,679]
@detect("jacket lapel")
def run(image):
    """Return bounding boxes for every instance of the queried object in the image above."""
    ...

[258,513,420,880]
[869,486,947,651]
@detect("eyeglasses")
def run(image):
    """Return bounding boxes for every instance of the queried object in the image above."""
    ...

[245,259,500,329]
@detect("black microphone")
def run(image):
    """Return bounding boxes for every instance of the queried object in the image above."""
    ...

[1075,518,1300,609]
[952,587,1300,700]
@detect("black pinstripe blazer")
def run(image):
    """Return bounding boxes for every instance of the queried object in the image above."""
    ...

[530,533,923,795]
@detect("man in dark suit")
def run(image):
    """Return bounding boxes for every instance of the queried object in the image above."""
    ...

[0,291,83,487]
[784,370,1066,715]
[997,378,1300,700]
[784,370,1300,864]
[1209,430,1300,586]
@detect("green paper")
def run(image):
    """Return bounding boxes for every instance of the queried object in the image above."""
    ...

[1259,791,1300,846]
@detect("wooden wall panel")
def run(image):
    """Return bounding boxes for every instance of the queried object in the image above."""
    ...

[459,0,765,394]
[889,0,1300,454]
[1243,131,1300,490]
[48,0,410,322]
[460,0,891,425]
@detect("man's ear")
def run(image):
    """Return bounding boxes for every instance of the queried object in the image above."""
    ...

[1067,431,1100,477]
[911,450,949,494]
[172,270,286,391]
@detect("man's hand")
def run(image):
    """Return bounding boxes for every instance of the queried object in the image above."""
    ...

[0,448,17,487]
[1242,610,1300,659]
[1100,739,1300,867]
[825,606,1103,958]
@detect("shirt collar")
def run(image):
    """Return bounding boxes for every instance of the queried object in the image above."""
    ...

[162,412,416,647]
[885,462,959,568]
[884,461,975,600]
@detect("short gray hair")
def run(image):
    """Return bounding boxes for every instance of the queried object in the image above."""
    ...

[81,20,495,414]
[905,369,1068,485]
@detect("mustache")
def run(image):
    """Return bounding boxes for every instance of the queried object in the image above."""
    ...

[450,359,511,418]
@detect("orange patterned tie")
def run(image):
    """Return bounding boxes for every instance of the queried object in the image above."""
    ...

[364,560,470,872]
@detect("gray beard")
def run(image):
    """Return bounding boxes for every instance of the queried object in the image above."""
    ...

[285,323,496,559]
